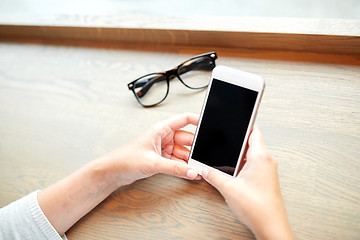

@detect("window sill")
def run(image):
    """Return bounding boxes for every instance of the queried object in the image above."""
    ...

[0,16,359,64]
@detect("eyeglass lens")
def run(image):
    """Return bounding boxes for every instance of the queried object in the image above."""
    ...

[133,73,168,106]
[177,55,215,89]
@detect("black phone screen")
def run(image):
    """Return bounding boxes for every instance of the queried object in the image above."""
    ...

[191,78,258,175]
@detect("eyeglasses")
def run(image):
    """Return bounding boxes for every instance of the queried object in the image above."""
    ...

[127,52,217,107]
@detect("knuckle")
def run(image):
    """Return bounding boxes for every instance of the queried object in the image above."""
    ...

[253,150,278,166]
[252,150,268,161]
[173,162,182,176]
[257,150,268,159]
[184,111,192,118]
[269,155,278,167]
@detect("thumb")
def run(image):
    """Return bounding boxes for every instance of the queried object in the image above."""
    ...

[202,167,232,191]
[157,156,199,180]
[248,125,267,152]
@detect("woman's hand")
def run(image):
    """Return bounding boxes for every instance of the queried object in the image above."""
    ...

[101,112,201,187]
[201,126,295,240]
[38,113,201,236]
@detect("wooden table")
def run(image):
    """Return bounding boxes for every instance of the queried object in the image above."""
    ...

[0,13,359,240]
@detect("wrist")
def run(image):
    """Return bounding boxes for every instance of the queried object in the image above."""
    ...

[91,145,136,189]
[249,202,295,240]
[84,158,120,195]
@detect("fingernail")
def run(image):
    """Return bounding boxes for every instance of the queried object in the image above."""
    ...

[187,169,198,179]
[202,168,209,178]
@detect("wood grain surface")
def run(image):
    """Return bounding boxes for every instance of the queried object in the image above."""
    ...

[0,42,359,239]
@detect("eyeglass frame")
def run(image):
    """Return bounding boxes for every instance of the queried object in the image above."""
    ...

[127,51,218,107]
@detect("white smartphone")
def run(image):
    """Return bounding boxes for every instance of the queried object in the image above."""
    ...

[188,65,265,177]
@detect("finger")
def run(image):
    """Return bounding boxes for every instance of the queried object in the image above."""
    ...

[194,175,202,180]
[161,144,190,161]
[157,156,198,180]
[202,167,232,191]
[162,112,199,131]
[170,155,185,161]
[245,126,267,161]
[162,144,174,159]
[248,125,266,151]
[174,130,195,146]
[172,144,191,161]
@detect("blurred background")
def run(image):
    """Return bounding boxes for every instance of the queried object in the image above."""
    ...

[0,0,359,21]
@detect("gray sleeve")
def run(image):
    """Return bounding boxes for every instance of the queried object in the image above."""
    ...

[0,191,67,240]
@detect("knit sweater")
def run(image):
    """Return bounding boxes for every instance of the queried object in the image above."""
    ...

[0,191,67,240]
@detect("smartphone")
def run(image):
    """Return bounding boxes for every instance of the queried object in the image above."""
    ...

[188,65,265,177]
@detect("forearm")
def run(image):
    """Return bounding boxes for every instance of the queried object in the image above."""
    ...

[38,157,119,236]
